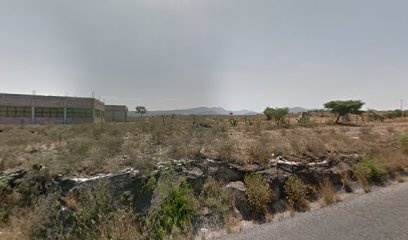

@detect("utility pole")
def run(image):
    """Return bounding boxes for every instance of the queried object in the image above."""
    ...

[31,90,36,124]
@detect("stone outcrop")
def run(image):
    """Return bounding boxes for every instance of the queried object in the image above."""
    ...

[0,153,362,222]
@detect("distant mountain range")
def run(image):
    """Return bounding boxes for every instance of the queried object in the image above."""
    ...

[128,107,257,117]
[128,106,310,117]
[288,107,310,113]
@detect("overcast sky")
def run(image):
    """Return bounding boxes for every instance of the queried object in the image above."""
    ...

[1,0,407,111]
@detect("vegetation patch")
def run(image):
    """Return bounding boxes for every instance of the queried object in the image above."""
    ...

[263,107,289,125]
[145,168,199,239]
[199,178,231,226]
[247,137,272,165]
[1,113,408,238]
[67,182,116,239]
[324,100,364,124]
[149,181,198,239]
[244,174,273,216]
[216,138,235,161]
[399,135,408,152]
[353,156,387,183]
[284,175,310,211]
[319,178,341,206]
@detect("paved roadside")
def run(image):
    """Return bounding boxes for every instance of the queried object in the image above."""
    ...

[222,182,408,240]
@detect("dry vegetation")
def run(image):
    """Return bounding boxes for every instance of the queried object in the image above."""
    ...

[284,175,311,211]
[319,178,341,206]
[1,114,407,176]
[244,174,273,216]
[0,114,408,239]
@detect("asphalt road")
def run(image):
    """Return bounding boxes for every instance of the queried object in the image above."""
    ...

[223,182,408,240]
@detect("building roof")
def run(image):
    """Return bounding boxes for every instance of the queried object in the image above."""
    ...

[105,105,128,111]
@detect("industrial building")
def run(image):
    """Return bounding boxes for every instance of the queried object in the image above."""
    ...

[104,105,128,122]
[0,93,128,124]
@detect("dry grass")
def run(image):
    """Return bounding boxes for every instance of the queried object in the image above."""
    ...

[1,214,33,240]
[199,178,231,227]
[0,194,63,240]
[1,179,138,240]
[396,175,406,183]
[373,149,408,173]
[399,135,408,153]
[1,116,408,239]
[356,174,371,193]
[225,216,244,234]
[247,136,272,164]
[339,169,353,192]
[1,117,407,177]
[98,207,141,240]
[216,137,236,161]
[319,178,341,206]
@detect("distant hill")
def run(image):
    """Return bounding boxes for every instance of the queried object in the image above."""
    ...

[128,106,310,117]
[129,107,258,117]
[288,107,310,113]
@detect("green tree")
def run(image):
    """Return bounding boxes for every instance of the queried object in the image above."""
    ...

[263,107,289,125]
[389,109,403,119]
[135,106,147,117]
[324,100,364,123]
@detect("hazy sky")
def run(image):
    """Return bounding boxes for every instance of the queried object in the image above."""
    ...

[1,0,407,111]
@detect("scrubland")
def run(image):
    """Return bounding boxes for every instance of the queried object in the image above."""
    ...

[0,114,407,239]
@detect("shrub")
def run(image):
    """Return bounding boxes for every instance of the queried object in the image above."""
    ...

[248,138,272,164]
[199,178,231,226]
[97,207,141,240]
[386,109,403,119]
[0,194,64,240]
[353,156,387,183]
[353,166,371,193]
[0,179,7,192]
[263,107,289,125]
[146,170,198,240]
[193,121,212,128]
[352,156,387,193]
[167,136,204,160]
[150,181,198,239]
[68,181,115,239]
[284,175,310,211]
[63,181,141,240]
[65,137,94,156]
[399,135,408,152]
[217,138,235,161]
[374,149,408,172]
[244,174,273,215]
[297,117,310,125]
[150,127,167,145]
[98,134,123,157]
[229,118,239,127]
